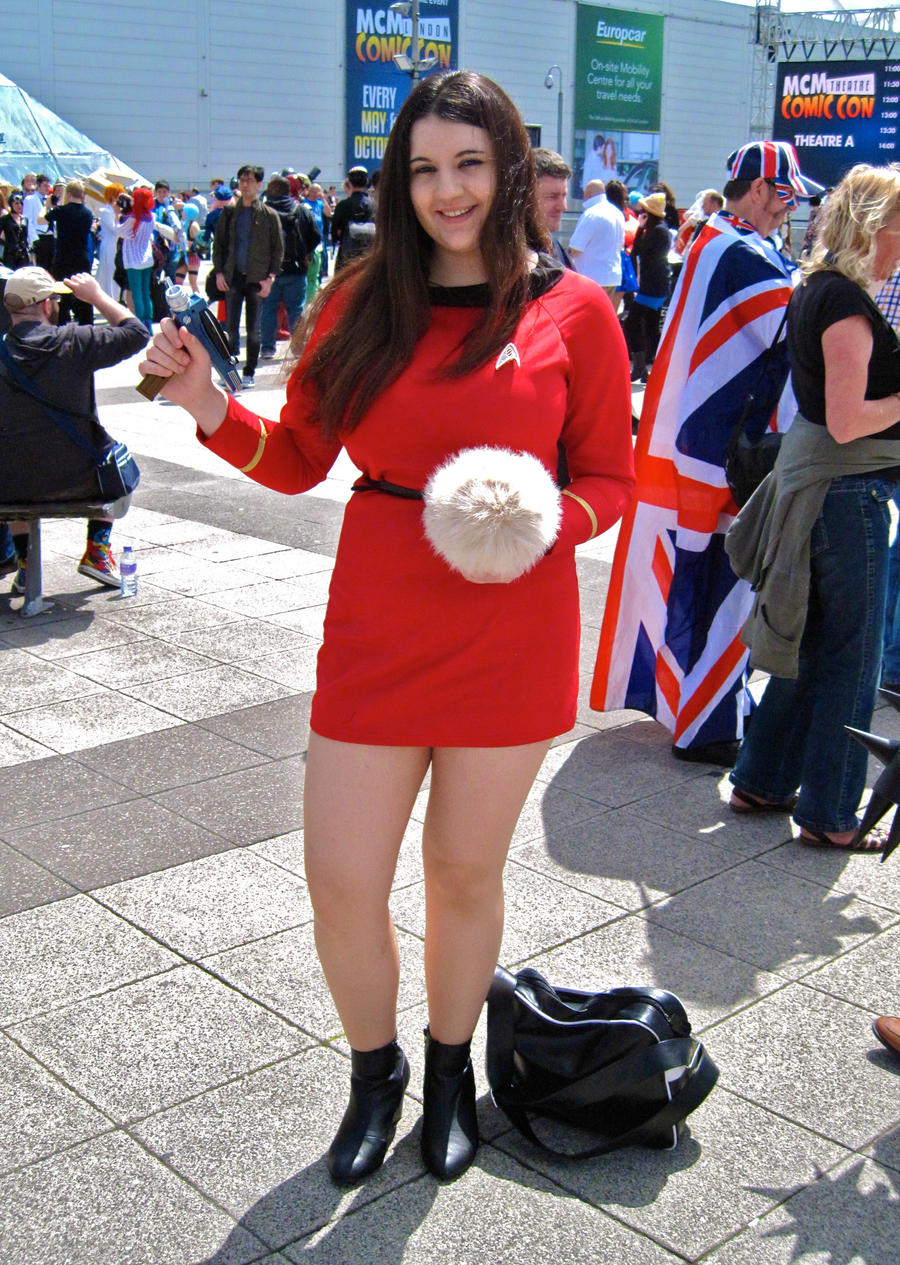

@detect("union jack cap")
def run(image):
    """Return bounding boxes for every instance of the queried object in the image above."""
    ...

[726,141,824,210]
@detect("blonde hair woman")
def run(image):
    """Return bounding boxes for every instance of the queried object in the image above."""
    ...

[728,163,900,851]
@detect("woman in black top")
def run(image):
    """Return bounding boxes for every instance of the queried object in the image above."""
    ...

[0,192,30,269]
[623,191,670,381]
[729,163,900,850]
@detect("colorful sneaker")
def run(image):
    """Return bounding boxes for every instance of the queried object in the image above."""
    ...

[10,566,26,595]
[77,543,121,588]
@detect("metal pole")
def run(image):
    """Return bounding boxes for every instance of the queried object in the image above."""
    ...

[557,84,563,155]
[412,0,420,82]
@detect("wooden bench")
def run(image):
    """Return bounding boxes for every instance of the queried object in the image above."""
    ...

[0,502,114,617]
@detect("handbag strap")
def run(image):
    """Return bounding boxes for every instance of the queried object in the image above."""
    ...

[0,336,105,465]
[724,300,791,468]
[497,1041,718,1159]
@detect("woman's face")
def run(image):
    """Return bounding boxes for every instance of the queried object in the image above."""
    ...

[872,212,900,281]
[408,116,496,281]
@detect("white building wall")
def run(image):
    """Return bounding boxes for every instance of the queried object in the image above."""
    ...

[1,0,753,201]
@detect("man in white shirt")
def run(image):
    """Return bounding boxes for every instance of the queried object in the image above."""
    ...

[567,180,624,299]
[22,174,53,268]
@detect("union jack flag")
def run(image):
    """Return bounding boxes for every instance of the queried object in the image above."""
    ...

[591,212,797,750]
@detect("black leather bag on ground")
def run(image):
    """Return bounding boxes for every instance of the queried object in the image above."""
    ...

[486,966,718,1156]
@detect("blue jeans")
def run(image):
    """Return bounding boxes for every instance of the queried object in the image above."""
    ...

[259,272,307,354]
[730,475,893,833]
[882,494,900,683]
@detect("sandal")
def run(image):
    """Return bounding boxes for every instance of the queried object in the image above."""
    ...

[730,789,797,815]
[799,826,887,853]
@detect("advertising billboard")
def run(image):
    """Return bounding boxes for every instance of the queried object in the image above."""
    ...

[345,1,458,177]
[772,59,898,189]
[573,4,664,198]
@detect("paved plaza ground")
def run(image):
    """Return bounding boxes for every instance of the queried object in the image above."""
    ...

[1,343,899,1263]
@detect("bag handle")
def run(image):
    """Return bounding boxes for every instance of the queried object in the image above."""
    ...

[724,300,790,471]
[0,336,105,465]
[496,1042,719,1159]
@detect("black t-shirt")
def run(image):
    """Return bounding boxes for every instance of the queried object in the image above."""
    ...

[788,269,900,437]
[46,202,94,277]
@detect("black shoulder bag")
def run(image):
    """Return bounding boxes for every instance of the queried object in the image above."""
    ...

[0,336,139,502]
[724,303,790,508]
[486,965,718,1156]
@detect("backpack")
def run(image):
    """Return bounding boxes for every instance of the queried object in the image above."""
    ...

[339,194,376,265]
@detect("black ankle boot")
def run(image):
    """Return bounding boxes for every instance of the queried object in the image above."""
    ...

[421,1027,479,1181]
[327,1039,410,1185]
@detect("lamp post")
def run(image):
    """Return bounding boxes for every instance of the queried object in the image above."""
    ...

[390,0,438,82]
[544,65,563,155]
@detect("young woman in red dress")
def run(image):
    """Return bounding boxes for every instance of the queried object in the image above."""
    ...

[140,72,634,1184]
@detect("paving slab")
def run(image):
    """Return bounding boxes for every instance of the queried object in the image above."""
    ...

[0,1130,266,1265]
[6,796,234,889]
[511,808,742,913]
[758,836,900,914]
[0,1032,112,1174]
[642,858,898,981]
[62,637,220,688]
[0,754,135,833]
[0,842,78,918]
[124,661,295,721]
[8,965,310,1123]
[96,850,313,958]
[702,1153,900,1264]
[132,1046,426,1252]
[0,720,55,767]
[0,894,178,1024]
[2,688,182,755]
[151,754,306,845]
[802,923,900,1015]
[170,617,318,663]
[198,692,314,758]
[69,721,267,794]
[198,573,334,618]
[710,984,900,1148]
[287,1145,682,1264]
[536,730,706,809]
[494,1086,848,1261]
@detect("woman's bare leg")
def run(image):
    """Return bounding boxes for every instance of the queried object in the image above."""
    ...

[303,732,431,1050]
[422,740,551,1043]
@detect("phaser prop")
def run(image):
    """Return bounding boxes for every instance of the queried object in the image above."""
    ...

[846,686,900,861]
[136,284,242,400]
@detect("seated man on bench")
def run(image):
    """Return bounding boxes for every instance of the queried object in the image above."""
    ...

[0,267,148,590]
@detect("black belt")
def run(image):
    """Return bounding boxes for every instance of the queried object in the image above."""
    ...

[351,475,424,501]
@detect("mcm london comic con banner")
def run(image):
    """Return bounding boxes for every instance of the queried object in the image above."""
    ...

[574,4,664,199]
[345,1,458,176]
[772,59,899,189]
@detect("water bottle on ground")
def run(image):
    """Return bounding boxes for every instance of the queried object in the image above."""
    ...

[120,545,137,598]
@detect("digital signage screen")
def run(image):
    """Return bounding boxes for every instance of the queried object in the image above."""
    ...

[772,59,898,188]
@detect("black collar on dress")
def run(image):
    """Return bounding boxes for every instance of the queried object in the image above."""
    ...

[427,253,565,307]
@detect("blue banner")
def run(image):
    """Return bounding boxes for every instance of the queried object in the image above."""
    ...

[345,2,458,176]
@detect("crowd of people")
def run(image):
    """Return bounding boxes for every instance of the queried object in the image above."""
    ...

[3,69,900,1180]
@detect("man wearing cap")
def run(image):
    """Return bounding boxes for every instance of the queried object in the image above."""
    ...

[0,268,148,589]
[568,180,624,299]
[330,167,376,270]
[593,140,823,765]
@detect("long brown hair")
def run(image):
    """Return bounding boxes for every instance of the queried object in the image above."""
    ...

[296,71,547,439]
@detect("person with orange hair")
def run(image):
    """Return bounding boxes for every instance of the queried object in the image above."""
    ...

[97,183,124,298]
[113,187,166,331]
